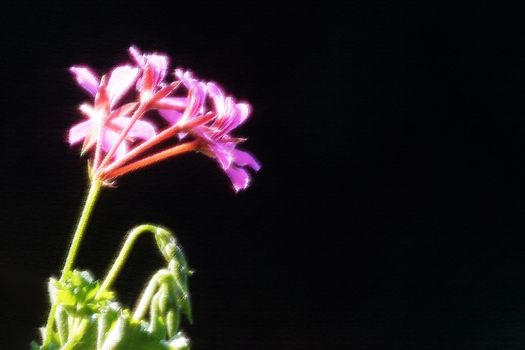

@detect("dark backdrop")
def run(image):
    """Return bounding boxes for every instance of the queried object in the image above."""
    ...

[2,1,525,349]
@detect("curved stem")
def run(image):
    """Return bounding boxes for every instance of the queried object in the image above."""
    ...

[43,176,102,346]
[96,224,159,299]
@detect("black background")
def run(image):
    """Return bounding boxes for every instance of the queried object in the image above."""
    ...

[3,1,525,349]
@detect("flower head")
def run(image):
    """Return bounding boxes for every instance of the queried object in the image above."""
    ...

[68,46,260,191]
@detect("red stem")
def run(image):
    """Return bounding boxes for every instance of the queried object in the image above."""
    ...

[102,140,200,180]
[100,112,215,176]
[98,103,149,171]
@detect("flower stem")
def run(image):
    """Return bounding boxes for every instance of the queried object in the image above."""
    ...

[61,177,103,279]
[102,140,199,180]
[98,102,148,170]
[43,175,102,346]
[96,224,159,299]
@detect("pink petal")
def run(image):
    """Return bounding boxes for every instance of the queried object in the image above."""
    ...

[222,102,252,135]
[210,143,234,169]
[129,46,144,66]
[225,166,250,192]
[207,82,225,115]
[232,149,261,171]
[112,116,157,140]
[107,65,140,107]
[103,129,128,160]
[158,109,183,124]
[147,54,169,84]
[68,120,93,145]
[175,68,198,89]
[130,46,169,85]
[213,97,236,134]
[70,66,99,96]
[179,82,206,125]
[236,103,251,125]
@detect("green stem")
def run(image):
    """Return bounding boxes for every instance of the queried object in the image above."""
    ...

[61,177,103,279]
[43,176,103,346]
[96,224,159,299]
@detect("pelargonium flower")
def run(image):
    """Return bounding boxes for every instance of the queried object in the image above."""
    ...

[194,82,260,191]
[68,66,156,162]
[68,46,260,192]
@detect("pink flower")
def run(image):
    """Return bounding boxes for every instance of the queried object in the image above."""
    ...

[68,46,259,191]
[197,82,260,191]
[170,76,260,192]
[130,47,188,124]
[68,65,156,161]
[70,65,140,108]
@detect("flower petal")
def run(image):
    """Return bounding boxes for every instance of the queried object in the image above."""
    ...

[179,82,207,125]
[70,66,99,96]
[225,166,250,192]
[129,46,145,66]
[103,129,128,160]
[175,68,198,89]
[207,82,225,115]
[112,116,157,140]
[68,120,93,145]
[147,54,169,85]
[209,143,234,169]
[130,46,169,86]
[232,149,261,171]
[158,109,183,124]
[107,65,140,107]
[235,103,251,126]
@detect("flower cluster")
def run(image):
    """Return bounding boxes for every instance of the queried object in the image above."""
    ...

[68,46,260,191]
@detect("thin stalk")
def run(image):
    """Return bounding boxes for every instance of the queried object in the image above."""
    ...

[100,111,213,177]
[96,225,159,299]
[98,102,148,170]
[102,140,199,180]
[43,176,102,346]
[61,177,103,278]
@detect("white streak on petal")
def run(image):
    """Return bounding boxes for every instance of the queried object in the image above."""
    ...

[107,65,140,107]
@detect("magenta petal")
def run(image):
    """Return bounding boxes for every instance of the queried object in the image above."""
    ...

[232,149,261,171]
[148,54,169,84]
[180,82,207,124]
[207,82,225,114]
[129,46,144,66]
[175,68,198,89]
[70,66,99,96]
[210,143,233,169]
[68,120,92,145]
[112,116,157,140]
[225,166,250,192]
[103,129,128,159]
[131,119,157,140]
[130,46,169,85]
[107,65,140,107]
[159,109,183,124]
[236,103,251,125]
